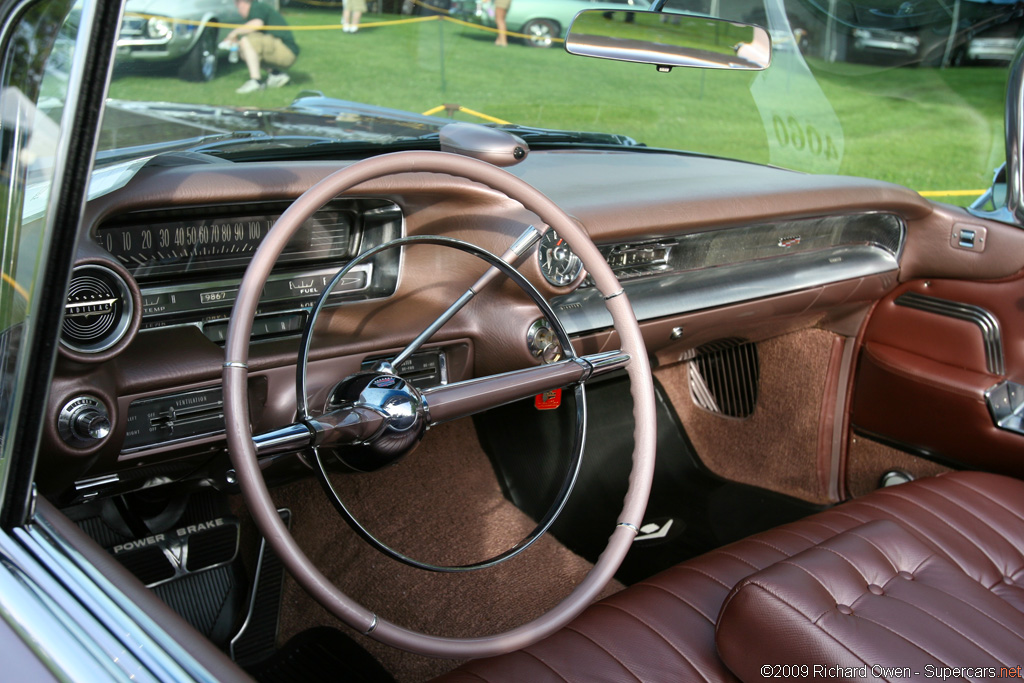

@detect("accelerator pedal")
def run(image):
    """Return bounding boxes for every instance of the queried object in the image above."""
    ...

[230,508,291,667]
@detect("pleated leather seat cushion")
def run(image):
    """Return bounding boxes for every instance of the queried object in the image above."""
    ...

[434,472,1024,682]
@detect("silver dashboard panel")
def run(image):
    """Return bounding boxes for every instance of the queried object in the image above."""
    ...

[554,213,904,335]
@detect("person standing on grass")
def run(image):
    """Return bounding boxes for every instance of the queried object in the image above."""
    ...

[342,0,367,33]
[494,0,511,46]
[224,0,300,94]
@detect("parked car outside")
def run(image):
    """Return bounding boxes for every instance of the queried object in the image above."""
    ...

[115,0,244,81]
[792,0,1024,67]
[450,0,642,47]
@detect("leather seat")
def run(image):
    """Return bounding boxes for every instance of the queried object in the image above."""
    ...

[435,471,1024,682]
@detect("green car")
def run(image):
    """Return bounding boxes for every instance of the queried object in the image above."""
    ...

[451,0,644,47]
[115,0,245,81]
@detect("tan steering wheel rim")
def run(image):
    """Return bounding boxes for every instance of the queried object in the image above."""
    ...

[222,150,656,659]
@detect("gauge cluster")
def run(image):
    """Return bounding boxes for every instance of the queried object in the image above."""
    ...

[96,200,361,280]
[92,198,404,342]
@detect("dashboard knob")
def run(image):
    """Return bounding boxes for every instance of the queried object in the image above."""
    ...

[73,409,111,441]
[58,396,111,447]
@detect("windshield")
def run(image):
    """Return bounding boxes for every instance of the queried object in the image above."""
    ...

[82,0,1012,207]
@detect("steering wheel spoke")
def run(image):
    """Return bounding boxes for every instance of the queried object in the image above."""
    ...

[253,405,388,457]
[422,350,629,425]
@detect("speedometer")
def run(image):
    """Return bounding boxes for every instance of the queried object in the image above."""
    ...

[94,200,361,280]
[538,229,584,287]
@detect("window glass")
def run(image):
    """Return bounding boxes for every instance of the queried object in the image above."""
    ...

[0,0,75,467]
[96,0,1009,205]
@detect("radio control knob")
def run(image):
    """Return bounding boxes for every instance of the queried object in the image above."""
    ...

[58,396,111,447]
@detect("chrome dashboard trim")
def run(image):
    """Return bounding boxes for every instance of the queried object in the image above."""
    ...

[554,245,899,335]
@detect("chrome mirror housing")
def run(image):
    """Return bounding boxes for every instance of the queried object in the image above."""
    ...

[565,10,771,72]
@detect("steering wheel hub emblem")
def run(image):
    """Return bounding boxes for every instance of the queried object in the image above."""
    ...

[324,372,427,471]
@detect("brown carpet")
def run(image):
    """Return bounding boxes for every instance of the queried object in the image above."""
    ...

[845,435,951,498]
[254,418,623,682]
[655,329,837,504]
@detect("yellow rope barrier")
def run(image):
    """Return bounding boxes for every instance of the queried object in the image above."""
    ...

[422,104,509,124]
[1,272,28,301]
[918,189,987,198]
[441,14,564,43]
[123,11,563,42]
[287,0,345,6]
[123,12,438,30]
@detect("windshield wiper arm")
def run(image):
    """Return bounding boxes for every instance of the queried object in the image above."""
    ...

[498,125,642,148]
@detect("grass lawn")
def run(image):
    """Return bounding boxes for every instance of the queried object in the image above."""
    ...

[107,6,1009,206]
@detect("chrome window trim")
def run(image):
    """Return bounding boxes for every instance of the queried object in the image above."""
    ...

[4,506,224,683]
[0,532,122,681]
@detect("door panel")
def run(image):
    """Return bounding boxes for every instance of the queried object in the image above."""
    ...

[851,274,1024,477]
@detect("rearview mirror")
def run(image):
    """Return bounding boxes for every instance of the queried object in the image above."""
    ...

[565,11,771,72]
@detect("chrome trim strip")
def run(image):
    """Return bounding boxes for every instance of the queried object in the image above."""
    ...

[0,534,124,681]
[140,264,372,299]
[222,361,248,369]
[553,246,898,336]
[253,423,315,456]
[508,224,543,257]
[73,473,120,491]
[617,522,639,535]
[895,292,1005,375]
[23,510,221,682]
[1005,39,1024,226]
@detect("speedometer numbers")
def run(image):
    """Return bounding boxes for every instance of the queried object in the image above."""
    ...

[538,229,583,287]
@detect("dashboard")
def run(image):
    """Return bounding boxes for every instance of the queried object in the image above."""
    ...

[41,149,1014,504]
[69,198,403,353]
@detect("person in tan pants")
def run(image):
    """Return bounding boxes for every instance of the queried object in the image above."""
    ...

[225,0,300,93]
[342,0,367,33]
[494,0,511,46]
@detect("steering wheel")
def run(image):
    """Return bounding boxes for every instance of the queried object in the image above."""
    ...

[223,150,656,659]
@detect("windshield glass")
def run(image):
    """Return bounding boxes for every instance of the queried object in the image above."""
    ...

[88,0,1011,207]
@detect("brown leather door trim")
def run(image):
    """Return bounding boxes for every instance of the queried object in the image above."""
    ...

[894,292,1004,374]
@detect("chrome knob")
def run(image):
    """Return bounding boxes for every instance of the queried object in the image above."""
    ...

[58,396,111,447]
[527,319,563,364]
[73,409,111,441]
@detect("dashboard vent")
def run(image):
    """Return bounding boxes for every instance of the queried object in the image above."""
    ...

[62,265,133,354]
[688,339,759,419]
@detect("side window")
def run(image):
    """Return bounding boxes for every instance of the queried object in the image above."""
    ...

[0,0,75,464]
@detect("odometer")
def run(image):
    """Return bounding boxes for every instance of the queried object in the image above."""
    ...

[96,202,357,279]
